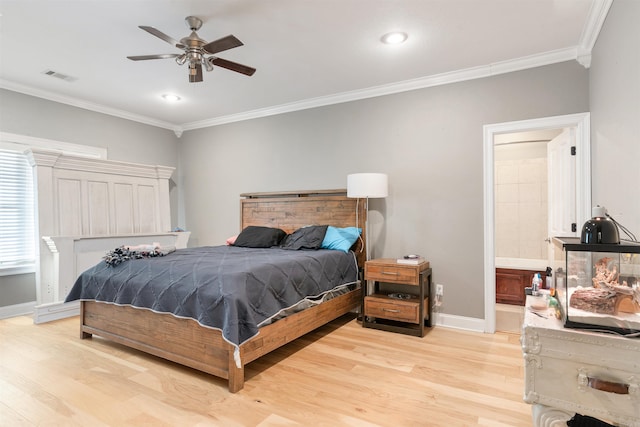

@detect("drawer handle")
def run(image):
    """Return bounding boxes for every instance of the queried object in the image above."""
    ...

[382,308,400,313]
[587,377,629,395]
[381,271,399,276]
[578,372,629,394]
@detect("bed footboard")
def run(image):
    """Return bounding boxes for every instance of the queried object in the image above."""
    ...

[79,286,360,392]
[80,301,242,389]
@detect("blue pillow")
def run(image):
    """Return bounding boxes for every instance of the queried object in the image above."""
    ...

[321,226,361,253]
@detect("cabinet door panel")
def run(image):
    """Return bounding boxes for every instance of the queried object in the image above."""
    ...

[496,269,529,305]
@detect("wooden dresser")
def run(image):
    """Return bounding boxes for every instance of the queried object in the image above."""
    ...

[521,296,640,426]
[496,268,540,305]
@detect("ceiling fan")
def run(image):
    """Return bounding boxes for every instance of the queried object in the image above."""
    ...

[127,16,256,83]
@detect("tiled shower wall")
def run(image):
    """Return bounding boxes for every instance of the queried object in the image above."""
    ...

[495,144,548,261]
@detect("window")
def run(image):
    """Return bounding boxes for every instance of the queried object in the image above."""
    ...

[0,132,106,277]
[0,149,35,274]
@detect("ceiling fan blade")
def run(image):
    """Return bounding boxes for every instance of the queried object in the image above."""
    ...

[127,54,180,61]
[189,63,203,83]
[210,57,256,76]
[139,26,186,49]
[202,35,243,55]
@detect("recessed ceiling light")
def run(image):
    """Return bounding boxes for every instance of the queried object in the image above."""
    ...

[161,93,181,102]
[381,32,408,45]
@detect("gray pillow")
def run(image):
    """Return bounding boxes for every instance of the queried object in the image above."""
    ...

[280,225,328,250]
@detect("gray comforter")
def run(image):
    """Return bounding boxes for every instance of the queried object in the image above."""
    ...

[65,245,358,351]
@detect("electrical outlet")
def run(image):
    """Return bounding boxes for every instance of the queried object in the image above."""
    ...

[434,284,444,308]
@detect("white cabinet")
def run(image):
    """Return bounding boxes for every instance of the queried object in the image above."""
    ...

[27,148,181,323]
[522,296,640,426]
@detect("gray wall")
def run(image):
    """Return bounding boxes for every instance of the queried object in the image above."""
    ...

[0,274,35,306]
[180,61,589,319]
[0,89,181,308]
[589,0,640,237]
[0,90,179,166]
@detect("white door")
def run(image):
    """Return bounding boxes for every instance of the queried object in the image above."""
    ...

[547,128,577,264]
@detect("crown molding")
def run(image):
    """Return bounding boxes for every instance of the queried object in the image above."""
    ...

[577,0,613,68]
[0,46,587,135]
[182,47,579,131]
[0,79,182,134]
[580,0,613,53]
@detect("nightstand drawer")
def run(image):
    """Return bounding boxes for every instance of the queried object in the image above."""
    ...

[364,295,422,323]
[365,264,419,285]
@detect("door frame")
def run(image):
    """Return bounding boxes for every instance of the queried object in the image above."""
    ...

[482,113,591,333]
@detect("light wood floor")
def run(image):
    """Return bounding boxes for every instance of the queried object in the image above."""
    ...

[0,314,532,426]
[496,303,525,334]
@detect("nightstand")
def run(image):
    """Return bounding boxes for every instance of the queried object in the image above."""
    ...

[362,258,432,337]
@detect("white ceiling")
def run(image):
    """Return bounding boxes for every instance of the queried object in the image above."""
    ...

[0,0,608,133]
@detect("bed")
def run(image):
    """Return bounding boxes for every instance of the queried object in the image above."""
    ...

[67,189,366,392]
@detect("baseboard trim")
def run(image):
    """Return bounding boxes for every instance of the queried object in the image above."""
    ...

[433,312,486,333]
[33,300,80,324]
[0,301,37,320]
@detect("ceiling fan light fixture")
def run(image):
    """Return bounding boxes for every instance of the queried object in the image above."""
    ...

[381,31,408,45]
[175,54,187,65]
[161,93,181,102]
[203,57,213,72]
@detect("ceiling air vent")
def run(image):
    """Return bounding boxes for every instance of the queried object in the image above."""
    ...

[42,70,77,82]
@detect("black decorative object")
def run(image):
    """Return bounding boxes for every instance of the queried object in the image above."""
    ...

[581,206,620,244]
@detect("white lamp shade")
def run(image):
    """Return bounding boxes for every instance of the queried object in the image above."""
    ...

[347,173,388,198]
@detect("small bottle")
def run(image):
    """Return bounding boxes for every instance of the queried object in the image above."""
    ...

[532,273,542,296]
[545,267,553,290]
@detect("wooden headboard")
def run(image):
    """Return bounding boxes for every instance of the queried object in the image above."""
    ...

[240,189,367,268]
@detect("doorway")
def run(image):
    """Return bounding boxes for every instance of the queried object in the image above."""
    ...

[494,132,558,333]
[482,113,591,333]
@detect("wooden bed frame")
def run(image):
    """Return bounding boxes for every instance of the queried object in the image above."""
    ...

[79,189,366,392]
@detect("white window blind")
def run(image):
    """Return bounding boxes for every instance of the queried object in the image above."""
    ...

[0,149,35,269]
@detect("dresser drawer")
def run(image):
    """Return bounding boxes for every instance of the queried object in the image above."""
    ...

[525,356,640,424]
[365,264,419,285]
[364,295,423,323]
[522,321,640,426]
